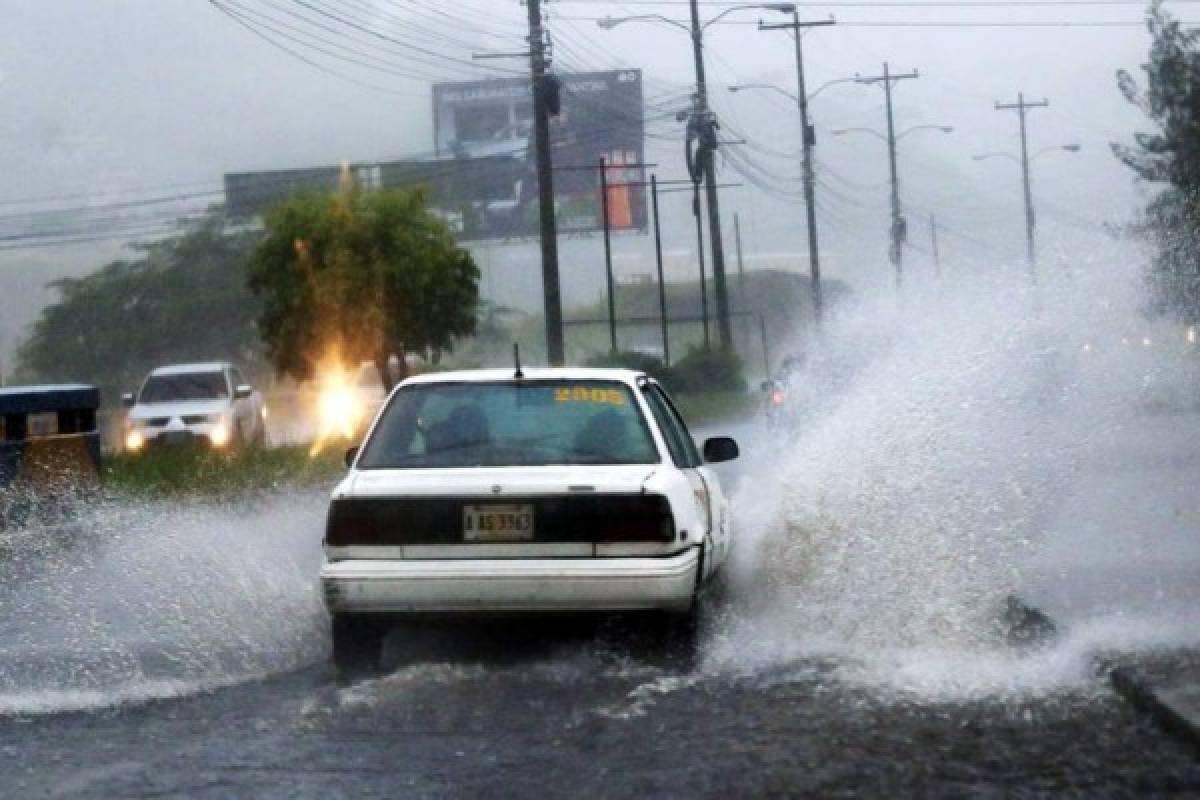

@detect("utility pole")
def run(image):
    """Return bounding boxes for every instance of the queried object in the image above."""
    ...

[857,63,918,288]
[734,212,746,308]
[930,215,941,277]
[759,13,835,324]
[651,175,670,366]
[599,157,617,354]
[691,180,711,350]
[687,0,732,351]
[526,0,563,364]
[995,92,1048,283]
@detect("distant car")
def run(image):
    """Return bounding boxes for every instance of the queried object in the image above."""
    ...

[122,362,265,452]
[320,367,740,671]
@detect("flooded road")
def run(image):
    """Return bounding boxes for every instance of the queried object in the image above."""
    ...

[2,646,1198,798]
[3,269,1200,796]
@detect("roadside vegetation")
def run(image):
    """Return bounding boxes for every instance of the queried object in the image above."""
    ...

[102,443,346,500]
[1116,2,1200,325]
[249,173,479,390]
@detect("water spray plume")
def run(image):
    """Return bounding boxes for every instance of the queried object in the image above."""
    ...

[709,244,1200,697]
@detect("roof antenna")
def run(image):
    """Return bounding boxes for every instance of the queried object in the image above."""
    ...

[513,343,524,380]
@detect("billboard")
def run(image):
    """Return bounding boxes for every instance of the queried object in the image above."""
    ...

[224,166,344,220]
[430,69,647,240]
[224,70,646,242]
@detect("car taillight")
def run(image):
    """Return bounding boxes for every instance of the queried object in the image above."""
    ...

[598,508,675,543]
[771,389,786,406]
[326,495,677,546]
[325,498,386,547]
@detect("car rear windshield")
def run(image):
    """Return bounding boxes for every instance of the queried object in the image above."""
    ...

[139,372,228,403]
[357,380,660,468]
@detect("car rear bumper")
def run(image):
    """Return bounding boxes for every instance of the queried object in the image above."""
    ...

[320,547,701,614]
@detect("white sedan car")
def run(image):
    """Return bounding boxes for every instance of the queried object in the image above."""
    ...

[122,362,265,452]
[321,367,739,669]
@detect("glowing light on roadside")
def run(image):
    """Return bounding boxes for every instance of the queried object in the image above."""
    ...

[1188,326,1197,345]
[319,384,359,439]
[261,406,269,421]
[209,421,231,448]
[311,357,365,457]
[1142,336,1153,348]
[125,429,144,452]
[1081,343,1092,353]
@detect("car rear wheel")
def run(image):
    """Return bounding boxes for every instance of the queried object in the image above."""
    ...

[331,613,387,674]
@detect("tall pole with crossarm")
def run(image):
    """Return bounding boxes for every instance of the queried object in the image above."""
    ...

[856,63,919,288]
[995,92,1049,283]
[758,13,835,325]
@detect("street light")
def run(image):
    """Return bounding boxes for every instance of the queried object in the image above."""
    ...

[831,123,951,286]
[971,143,1080,270]
[597,2,794,351]
[728,75,860,104]
[597,4,794,33]
[973,144,1079,163]
[832,125,953,142]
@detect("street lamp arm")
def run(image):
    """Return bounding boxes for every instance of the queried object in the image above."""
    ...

[732,77,859,104]
[596,14,690,33]
[972,151,1021,164]
[895,124,954,141]
[1032,143,1082,161]
[728,83,799,103]
[703,3,795,30]
[830,127,887,142]
[806,76,860,102]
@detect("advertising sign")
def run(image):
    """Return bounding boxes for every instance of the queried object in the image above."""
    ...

[428,69,646,240]
[224,70,646,242]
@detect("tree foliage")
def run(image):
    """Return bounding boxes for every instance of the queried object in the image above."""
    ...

[1115,2,1200,321]
[17,215,261,401]
[248,179,479,389]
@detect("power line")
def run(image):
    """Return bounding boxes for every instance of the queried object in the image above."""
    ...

[553,0,1199,6]
[553,14,1196,26]
[208,0,428,96]
[218,0,461,83]
[283,0,522,74]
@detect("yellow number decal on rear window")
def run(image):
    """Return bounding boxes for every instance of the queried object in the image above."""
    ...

[553,386,627,406]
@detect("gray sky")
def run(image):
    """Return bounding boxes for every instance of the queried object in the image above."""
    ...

[0,0,1172,362]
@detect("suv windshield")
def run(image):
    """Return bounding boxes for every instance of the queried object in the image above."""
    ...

[357,380,660,468]
[139,372,228,403]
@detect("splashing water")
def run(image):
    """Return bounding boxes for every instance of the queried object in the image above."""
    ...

[707,251,1200,697]
[0,492,329,714]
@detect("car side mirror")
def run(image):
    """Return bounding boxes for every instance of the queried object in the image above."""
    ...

[344,446,359,468]
[234,384,254,399]
[121,392,136,408]
[702,436,739,464]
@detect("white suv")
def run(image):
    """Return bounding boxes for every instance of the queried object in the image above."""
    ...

[321,368,739,670]
[122,362,265,452]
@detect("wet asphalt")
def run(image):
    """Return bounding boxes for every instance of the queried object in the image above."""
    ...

[2,418,1200,798]
[2,637,1199,799]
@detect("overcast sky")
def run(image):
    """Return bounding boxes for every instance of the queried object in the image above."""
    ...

[0,0,1173,361]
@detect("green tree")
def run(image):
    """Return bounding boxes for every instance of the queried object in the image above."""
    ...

[17,214,262,401]
[1115,2,1200,321]
[248,178,479,389]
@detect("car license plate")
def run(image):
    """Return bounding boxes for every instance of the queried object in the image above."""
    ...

[463,504,534,542]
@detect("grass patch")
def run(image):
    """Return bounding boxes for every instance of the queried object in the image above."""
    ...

[103,442,347,499]
[673,391,757,425]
